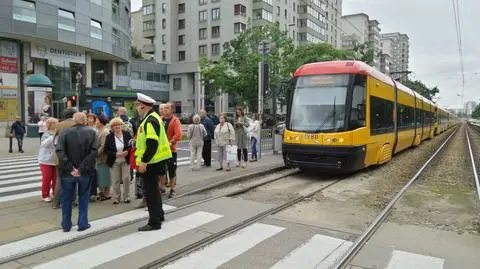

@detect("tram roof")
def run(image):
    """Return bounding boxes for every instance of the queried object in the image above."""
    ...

[294,60,436,107]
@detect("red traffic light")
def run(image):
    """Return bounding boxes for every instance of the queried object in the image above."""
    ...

[71,96,76,100]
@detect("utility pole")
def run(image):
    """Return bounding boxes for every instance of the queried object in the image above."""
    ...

[75,71,82,112]
[258,40,270,159]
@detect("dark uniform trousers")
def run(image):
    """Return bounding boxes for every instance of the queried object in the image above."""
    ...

[143,161,165,227]
[202,139,212,166]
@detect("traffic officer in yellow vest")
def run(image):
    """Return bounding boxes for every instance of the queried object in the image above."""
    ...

[134,93,172,231]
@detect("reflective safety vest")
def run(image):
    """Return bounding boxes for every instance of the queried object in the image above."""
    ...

[135,111,172,165]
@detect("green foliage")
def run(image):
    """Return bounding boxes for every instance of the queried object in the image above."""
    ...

[353,42,381,66]
[472,105,480,119]
[283,43,352,75]
[199,22,294,110]
[402,79,440,101]
[131,46,143,59]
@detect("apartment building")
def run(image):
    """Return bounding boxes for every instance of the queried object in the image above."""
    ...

[380,32,409,75]
[340,13,381,69]
[133,0,342,114]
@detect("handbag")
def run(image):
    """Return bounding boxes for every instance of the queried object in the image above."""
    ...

[226,144,238,162]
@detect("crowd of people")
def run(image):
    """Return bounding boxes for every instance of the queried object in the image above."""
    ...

[32,93,261,232]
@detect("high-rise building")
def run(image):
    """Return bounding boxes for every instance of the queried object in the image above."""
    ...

[133,0,343,114]
[380,32,409,76]
[340,13,382,70]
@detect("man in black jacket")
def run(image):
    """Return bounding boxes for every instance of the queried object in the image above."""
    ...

[56,112,97,232]
[200,109,214,167]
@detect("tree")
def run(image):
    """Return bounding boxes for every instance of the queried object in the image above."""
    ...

[402,79,440,101]
[283,43,352,75]
[353,42,380,66]
[131,46,143,59]
[472,105,480,119]
[199,21,294,110]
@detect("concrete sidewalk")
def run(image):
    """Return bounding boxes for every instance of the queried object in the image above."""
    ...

[0,137,41,158]
[0,154,284,244]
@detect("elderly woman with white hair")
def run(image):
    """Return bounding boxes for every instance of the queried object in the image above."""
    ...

[38,117,58,202]
[187,114,207,170]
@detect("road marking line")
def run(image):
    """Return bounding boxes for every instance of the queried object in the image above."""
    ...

[0,182,39,194]
[0,205,177,262]
[270,234,349,269]
[0,160,37,168]
[385,250,444,269]
[0,191,38,203]
[162,223,285,269]
[31,211,222,269]
[0,176,41,186]
[0,171,41,180]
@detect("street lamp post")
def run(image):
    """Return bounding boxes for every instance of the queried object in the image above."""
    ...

[258,40,271,159]
[75,71,82,112]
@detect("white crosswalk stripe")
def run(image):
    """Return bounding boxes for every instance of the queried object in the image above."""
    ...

[0,155,202,204]
[0,207,446,269]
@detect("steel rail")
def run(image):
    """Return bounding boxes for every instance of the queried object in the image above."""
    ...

[140,179,343,269]
[466,127,480,201]
[0,166,293,265]
[332,128,458,269]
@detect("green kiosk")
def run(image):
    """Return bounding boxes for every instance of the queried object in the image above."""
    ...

[25,74,54,137]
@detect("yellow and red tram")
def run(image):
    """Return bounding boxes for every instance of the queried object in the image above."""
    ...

[282,60,458,172]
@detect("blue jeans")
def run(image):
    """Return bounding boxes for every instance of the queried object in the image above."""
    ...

[61,175,91,231]
[251,137,258,160]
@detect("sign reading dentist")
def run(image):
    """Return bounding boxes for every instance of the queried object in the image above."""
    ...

[31,43,85,64]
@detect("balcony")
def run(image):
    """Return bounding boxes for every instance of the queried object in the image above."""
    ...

[143,29,155,38]
[143,43,155,54]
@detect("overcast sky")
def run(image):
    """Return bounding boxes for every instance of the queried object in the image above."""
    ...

[131,0,478,108]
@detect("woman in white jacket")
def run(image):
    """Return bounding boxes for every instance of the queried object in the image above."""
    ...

[248,113,261,161]
[38,117,58,202]
[214,114,236,171]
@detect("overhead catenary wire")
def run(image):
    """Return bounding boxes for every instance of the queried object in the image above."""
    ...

[452,0,465,109]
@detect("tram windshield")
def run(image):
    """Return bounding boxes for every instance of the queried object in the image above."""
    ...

[289,74,350,133]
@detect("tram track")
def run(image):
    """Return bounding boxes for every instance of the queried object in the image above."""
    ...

[332,122,480,268]
[0,166,297,265]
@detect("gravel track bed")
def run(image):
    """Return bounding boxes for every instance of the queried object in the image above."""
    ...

[389,124,480,235]
[269,128,456,234]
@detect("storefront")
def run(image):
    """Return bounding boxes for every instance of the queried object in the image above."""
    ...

[0,39,19,122]
[29,42,85,120]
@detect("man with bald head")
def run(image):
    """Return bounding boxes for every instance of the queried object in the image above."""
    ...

[56,112,98,232]
[199,109,214,167]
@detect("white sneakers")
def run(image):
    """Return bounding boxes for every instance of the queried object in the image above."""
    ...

[42,197,52,202]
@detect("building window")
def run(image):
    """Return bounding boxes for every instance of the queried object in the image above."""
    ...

[212,0,220,2]
[143,4,154,15]
[178,51,186,61]
[91,0,102,5]
[199,28,207,40]
[178,3,185,13]
[162,19,166,29]
[112,28,120,45]
[13,0,36,23]
[199,10,207,22]
[58,9,75,32]
[162,50,166,61]
[178,19,185,29]
[211,26,220,38]
[178,35,185,45]
[143,20,155,30]
[162,35,166,44]
[199,45,207,57]
[173,78,182,91]
[211,43,220,55]
[199,0,207,5]
[234,22,246,34]
[90,19,102,39]
[212,8,220,20]
[162,3,166,13]
[234,4,246,17]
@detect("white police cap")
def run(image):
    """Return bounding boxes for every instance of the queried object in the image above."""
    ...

[136,93,156,105]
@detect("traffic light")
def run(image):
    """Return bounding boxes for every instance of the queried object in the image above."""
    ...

[70,95,77,107]
[262,62,269,96]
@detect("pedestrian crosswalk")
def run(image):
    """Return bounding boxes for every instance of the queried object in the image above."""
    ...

[0,205,447,269]
[0,155,199,204]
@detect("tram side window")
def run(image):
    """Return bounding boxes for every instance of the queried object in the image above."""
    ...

[397,104,415,130]
[415,108,423,127]
[350,85,366,129]
[370,96,394,135]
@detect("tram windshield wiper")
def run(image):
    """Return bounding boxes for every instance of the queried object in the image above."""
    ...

[313,96,336,133]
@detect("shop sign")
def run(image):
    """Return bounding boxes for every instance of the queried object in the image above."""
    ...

[0,40,18,58]
[0,89,18,98]
[0,57,17,73]
[31,43,85,64]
